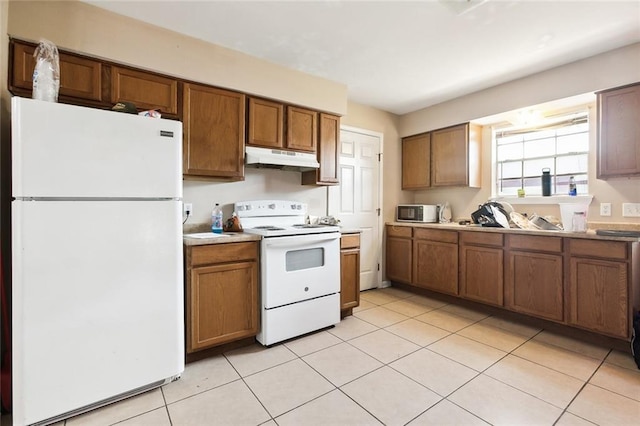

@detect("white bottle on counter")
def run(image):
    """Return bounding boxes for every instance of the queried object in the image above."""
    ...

[439,202,452,223]
[211,203,223,234]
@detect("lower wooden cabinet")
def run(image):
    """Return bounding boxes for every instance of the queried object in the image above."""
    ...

[505,235,564,322]
[340,233,360,316]
[413,229,458,295]
[386,225,413,284]
[568,239,630,339]
[185,242,259,353]
[459,232,504,306]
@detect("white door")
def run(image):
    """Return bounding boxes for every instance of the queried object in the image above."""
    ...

[328,126,382,291]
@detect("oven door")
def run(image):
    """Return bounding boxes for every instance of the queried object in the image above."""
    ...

[261,232,340,309]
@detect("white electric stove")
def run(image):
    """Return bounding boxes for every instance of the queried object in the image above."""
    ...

[234,200,341,346]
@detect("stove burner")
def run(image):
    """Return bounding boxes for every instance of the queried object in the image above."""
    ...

[253,226,286,231]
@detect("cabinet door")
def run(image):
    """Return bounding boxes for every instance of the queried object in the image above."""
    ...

[111,66,178,116]
[341,248,360,310]
[287,106,318,152]
[247,97,284,148]
[597,83,640,178]
[182,83,246,179]
[402,133,430,190]
[302,113,340,185]
[505,250,563,321]
[568,257,628,339]
[460,245,503,306]
[430,123,481,188]
[386,237,412,284]
[11,40,104,102]
[187,261,259,352]
[413,239,458,295]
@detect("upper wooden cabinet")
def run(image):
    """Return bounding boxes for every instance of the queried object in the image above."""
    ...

[597,82,640,178]
[402,133,430,190]
[287,106,318,152]
[182,83,246,179]
[10,39,104,104]
[302,113,340,185]
[431,123,481,187]
[110,66,178,116]
[247,97,284,148]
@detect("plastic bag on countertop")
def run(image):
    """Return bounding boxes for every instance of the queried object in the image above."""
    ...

[32,39,60,102]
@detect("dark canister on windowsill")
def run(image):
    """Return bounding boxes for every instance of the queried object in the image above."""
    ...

[541,168,551,196]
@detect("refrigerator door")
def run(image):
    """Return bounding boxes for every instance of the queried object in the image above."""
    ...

[12,200,184,425]
[11,97,182,199]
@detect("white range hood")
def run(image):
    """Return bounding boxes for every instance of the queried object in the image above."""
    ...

[245,146,319,171]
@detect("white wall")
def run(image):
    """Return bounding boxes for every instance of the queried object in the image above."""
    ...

[400,43,640,225]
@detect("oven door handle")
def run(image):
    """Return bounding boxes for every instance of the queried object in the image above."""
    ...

[263,232,340,248]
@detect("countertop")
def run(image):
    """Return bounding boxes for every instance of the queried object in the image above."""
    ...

[183,232,261,246]
[183,223,357,246]
[386,221,640,242]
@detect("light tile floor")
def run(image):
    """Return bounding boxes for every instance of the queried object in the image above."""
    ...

[5,287,640,425]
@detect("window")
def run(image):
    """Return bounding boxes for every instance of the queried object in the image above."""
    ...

[494,111,589,197]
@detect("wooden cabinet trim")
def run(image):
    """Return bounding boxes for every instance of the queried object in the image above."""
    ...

[507,234,562,253]
[569,239,627,260]
[191,242,258,266]
[387,226,412,238]
[460,231,503,247]
[341,234,361,249]
[414,228,458,244]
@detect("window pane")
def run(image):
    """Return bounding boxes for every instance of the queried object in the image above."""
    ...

[497,142,523,161]
[524,138,555,158]
[557,154,588,174]
[494,110,589,196]
[557,133,589,154]
[523,158,554,177]
[500,161,522,179]
[499,178,521,196]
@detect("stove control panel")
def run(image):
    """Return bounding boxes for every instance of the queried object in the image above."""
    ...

[235,200,307,218]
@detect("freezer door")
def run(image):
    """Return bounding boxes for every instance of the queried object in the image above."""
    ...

[12,200,184,425]
[11,97,182,198]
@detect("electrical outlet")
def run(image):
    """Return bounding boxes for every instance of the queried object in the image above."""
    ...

[622,203,640,217]
[183,203,193,216]
[600,203,611,217]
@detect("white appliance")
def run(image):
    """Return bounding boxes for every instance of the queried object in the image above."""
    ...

[11,97,184,425]
[235,200,341,346]
[245,145,320,171]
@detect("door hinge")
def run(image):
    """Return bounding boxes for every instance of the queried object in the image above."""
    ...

[377,263,380,271]
[378,153,382,162]
[377,208,381,216]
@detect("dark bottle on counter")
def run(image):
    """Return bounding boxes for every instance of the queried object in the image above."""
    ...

[541,168,551,196]
[569,176,577,196]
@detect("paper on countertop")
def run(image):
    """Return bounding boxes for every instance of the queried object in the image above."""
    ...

[184,232,231,239]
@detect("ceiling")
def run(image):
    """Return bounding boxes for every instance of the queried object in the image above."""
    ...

[84,0,640,115]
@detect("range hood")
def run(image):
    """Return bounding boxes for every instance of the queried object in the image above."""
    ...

[245,146,319,171]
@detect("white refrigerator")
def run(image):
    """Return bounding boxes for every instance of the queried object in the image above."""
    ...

[11,97,184,425]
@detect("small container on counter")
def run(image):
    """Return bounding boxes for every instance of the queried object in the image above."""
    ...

[572,211,587,233]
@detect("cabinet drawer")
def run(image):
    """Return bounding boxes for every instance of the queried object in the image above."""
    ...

[508,234,562,253]
[569,239,627,260]
[414,228,458,244]
[387,225,412,238]
[460,231,503,247]
[341,234,360,249]
[190,242,258,266]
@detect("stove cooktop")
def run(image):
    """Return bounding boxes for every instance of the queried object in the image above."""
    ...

[243,224,340,237]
